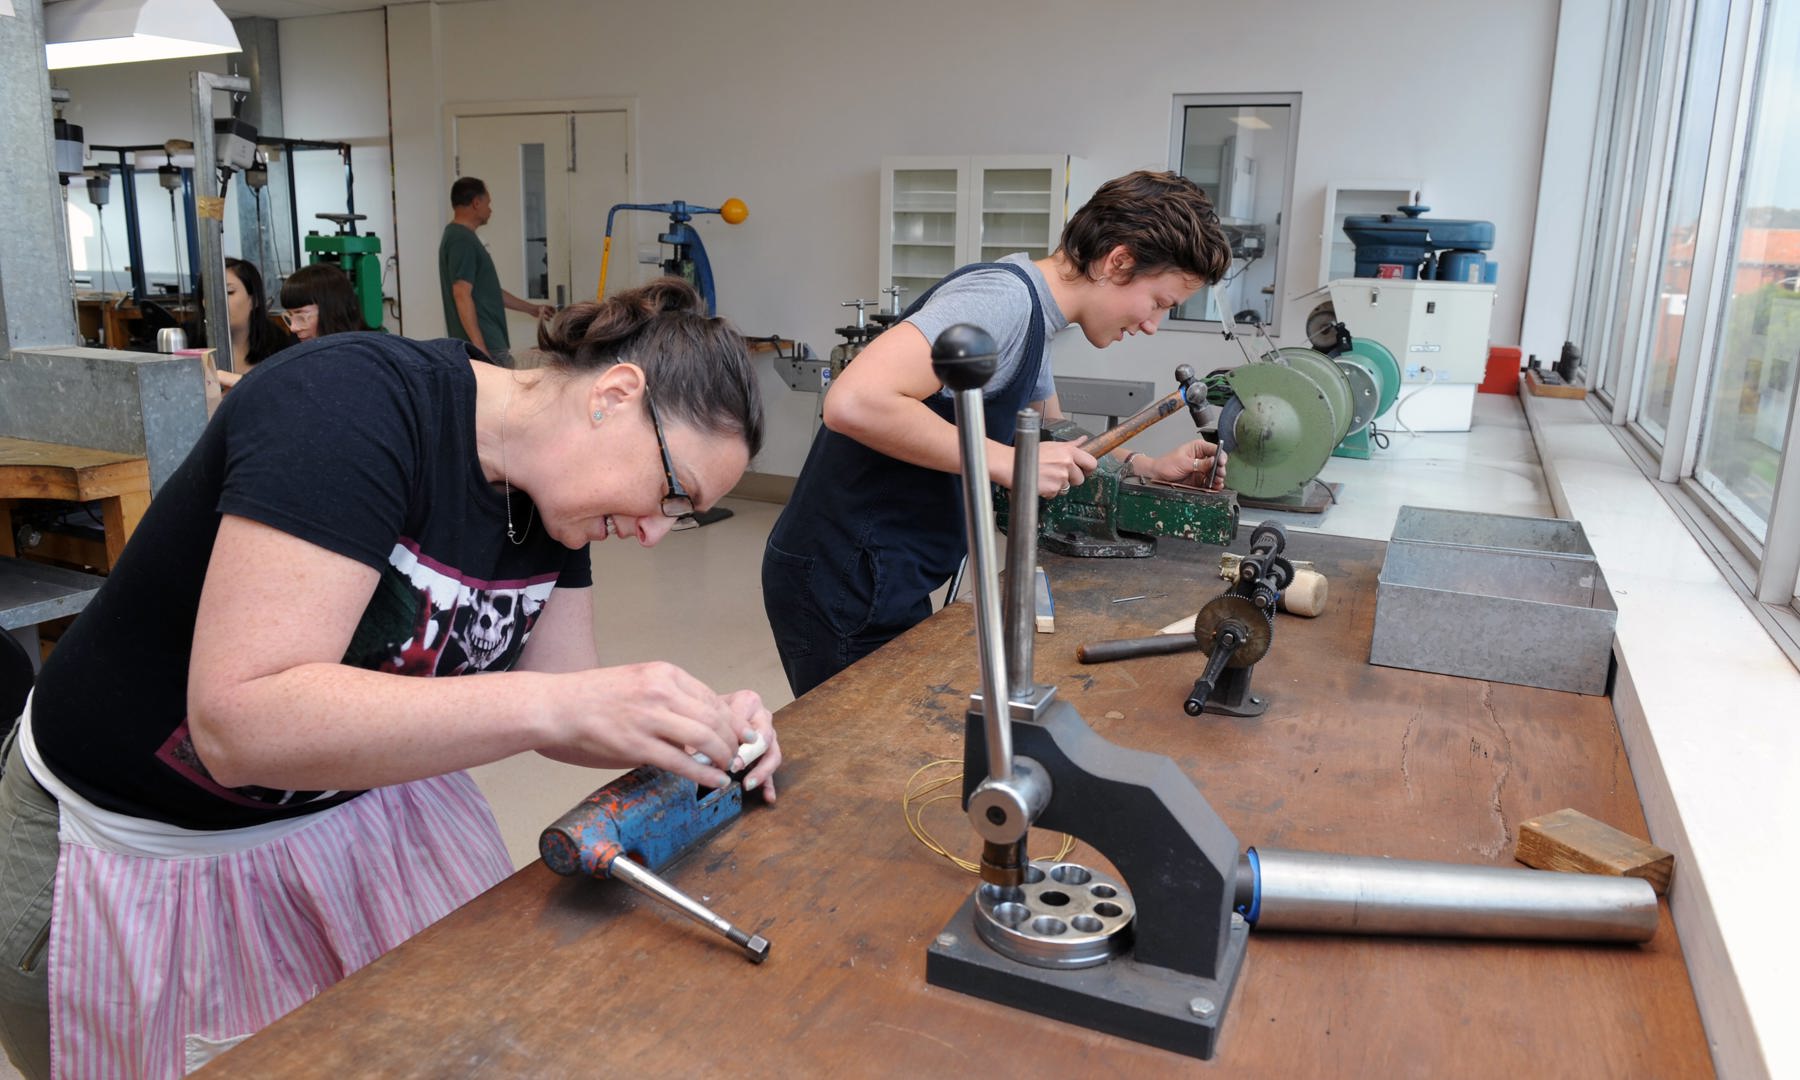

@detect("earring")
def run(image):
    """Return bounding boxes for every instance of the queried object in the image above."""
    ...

[593,410,607,423]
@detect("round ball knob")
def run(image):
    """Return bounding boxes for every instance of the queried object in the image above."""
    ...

[1175,363,1196,385]
[720,197,748,224]
[931,324,998,390]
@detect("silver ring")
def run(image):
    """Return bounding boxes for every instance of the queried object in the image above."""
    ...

[1057,483,1071,497]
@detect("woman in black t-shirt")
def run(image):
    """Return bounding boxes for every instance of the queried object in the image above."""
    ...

[0,277,779,1080]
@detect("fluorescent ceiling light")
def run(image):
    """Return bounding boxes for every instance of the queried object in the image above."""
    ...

[45,0,241,70]
[1230,114,1273,131]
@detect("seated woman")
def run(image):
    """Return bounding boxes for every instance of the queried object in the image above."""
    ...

[0,277,778,1080]
[279,262,369,342]
[217,257,295,390]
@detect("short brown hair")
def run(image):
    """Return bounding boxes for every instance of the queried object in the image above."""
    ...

[1057,170,1231,286]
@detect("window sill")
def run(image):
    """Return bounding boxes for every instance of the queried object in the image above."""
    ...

[1520,390,1797,1080]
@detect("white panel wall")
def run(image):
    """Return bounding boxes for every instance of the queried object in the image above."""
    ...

[386,0,1558,475]
[45,0,1560,474]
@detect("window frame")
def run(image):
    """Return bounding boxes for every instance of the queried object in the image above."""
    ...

[1576,0,1800,663]
[1163,91,1302,336]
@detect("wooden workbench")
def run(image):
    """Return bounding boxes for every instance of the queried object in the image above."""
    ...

[205,530,1711,1078]
[0,437,151,571]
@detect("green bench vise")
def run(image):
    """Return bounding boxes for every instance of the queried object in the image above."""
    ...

[995,418,1239,558]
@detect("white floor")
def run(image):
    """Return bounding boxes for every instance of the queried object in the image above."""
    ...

[469,391,1548,868]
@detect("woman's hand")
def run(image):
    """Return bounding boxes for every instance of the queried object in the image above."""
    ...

[539,661,743,789]
[721,688,782,802]
[1139,439,1228,491]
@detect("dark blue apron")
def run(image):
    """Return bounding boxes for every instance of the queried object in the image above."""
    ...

[762,262,1047,695]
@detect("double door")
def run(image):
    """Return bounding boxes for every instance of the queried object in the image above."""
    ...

[450,110,630,347]
[878,155,1084,305]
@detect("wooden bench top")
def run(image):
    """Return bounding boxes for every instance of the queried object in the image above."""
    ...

[204,529,1712,1077]
[0,437,150,502]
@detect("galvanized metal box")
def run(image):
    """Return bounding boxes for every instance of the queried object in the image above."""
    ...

[1370,507,1617,695]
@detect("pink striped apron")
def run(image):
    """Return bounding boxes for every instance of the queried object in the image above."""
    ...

[18,706,512,1078]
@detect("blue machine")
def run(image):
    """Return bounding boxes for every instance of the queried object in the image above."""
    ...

[1341,204,1496,283]
[595,197,747,314]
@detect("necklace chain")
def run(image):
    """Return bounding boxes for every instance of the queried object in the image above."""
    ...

[499,376,534,545]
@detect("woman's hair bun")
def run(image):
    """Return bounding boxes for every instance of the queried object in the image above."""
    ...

[537,277,706,356]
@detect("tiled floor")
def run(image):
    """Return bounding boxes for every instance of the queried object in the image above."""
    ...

[470,391,1548,868]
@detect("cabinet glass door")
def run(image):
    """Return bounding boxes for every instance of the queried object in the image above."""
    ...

[976,164,1057,263]
[890,166,963,297]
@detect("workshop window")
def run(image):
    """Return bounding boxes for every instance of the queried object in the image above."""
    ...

[1164,93,1300,334]
[1692,0,1800,544]
[1578,0,1800,656]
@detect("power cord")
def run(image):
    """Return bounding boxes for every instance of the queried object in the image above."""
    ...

[1383,364,1447,439]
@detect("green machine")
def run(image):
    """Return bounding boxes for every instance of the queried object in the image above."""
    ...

[1329,337,1401,460]
[1215,330,1400,510]
[303,212,383,330]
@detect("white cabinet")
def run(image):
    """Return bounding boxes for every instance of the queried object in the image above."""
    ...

[1318,179,1425,288]
[879,155,1086,302]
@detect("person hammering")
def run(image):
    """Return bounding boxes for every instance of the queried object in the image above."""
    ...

[762,170,1234,698]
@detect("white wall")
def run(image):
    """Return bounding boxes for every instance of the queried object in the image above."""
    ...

[55,0,1559,472]
[378,0,1557,476]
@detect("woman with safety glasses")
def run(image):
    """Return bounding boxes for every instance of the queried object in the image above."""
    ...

[278,262,368,341]
[0,277,778,1080]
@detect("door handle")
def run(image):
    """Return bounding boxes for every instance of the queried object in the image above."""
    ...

[556,284,566,308]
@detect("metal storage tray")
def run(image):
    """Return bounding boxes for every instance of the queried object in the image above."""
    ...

[1370,507,1616,695]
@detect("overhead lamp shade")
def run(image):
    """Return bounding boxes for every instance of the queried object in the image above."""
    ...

[45,0,241,69]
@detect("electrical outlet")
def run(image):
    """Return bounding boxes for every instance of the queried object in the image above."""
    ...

[1406,364,1425,380]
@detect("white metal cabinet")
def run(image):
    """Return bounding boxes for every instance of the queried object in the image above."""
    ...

[879,155,1085,302]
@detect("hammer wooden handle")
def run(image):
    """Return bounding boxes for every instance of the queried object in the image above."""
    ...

[1077,633,1201,664]
[1083,394,1188,458]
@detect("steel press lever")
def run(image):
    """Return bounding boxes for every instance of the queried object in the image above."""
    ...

[930,324,1051,889]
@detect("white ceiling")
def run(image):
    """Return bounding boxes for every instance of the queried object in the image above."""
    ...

[39,0,487,20]
[216,0,399,16]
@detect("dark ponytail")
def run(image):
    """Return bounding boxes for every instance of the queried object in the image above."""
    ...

[536,277,763,456]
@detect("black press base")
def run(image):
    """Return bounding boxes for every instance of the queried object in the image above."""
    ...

[925,892,1250,1060]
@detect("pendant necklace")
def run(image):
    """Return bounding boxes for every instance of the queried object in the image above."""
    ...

[499,376,535,545]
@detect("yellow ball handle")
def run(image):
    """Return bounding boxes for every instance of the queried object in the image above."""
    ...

[720,198,748,225]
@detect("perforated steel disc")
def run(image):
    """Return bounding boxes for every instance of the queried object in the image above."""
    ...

[972,860,1135,970]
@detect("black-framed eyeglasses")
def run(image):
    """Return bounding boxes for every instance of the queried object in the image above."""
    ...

[644,394,699,531]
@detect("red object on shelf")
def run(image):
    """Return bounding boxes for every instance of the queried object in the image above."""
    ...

[1481,345,1523,395]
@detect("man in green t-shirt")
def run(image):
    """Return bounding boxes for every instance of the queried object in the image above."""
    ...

[439,177,554,366]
